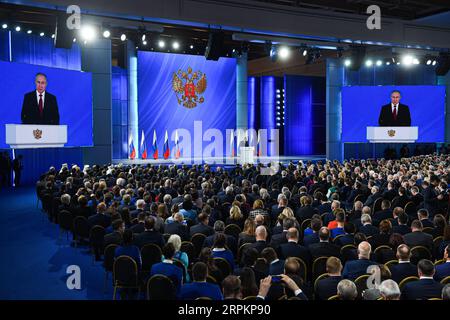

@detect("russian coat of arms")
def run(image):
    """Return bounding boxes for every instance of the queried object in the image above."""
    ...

[33,129,42,140]
[172,67,207,109]
[387,129,396,137]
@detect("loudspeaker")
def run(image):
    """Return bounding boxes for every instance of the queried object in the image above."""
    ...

[204,31,224,61]
[54,13,74,49]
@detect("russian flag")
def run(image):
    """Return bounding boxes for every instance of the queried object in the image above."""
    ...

[230,129,235,157]
[152,130,158,160]
[175,130,181,159]
[163,130,170,159]
[129,135,136,160]
[257,130,261,157]
[140,130,147,159]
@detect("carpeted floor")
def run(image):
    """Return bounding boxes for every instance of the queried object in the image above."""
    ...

[0,187,111,300]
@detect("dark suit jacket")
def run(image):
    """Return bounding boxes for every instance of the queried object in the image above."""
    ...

[164,221,189,241]
[278,241,312,267]
[392,224,411,235]
[268,259,285,275]
[390,262,418,283]
[378,103,411,127]
[303,233,320,248]
[133,230,165,249]
[308,241,341,260]
[249,240,269,254]
[315,275,342,300]
[434,261,450,282]
[358,224,379,237]
[189,223,215,237]
[269,231,288,249]
[401,278,443,300]
[21,91,60,125]
[404,231,433,251]
[88,213,111,229]
[129,222,145,234]
[204,233,237,254]
[104,231,122,247]
[342,259,378,280]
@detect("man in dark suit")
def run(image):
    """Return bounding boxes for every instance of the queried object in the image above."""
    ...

[269,217,296,249]
[179,262,223,300]
[130,199,146,219]
[422,178,439,217]
[88,202,111,228]
[364,186,382,208]
[278,228,311,267]
[249,225,269,254]
[392,212,411,235]
[203,220,237,254]
[404,220,433,251]
[129,212,146,234]
[21,73,60,125]
[189,212,214,237]
[372,200,393,226]
[358,214,378,237]
[402,259,444,300]
[417,209,434,229]
[390,244,418,283]
[104,219,124,247]
[164,212,189,241]
[262,247,285,275]
[378,90,411,127]
[315,257,343,300]
[133,217,165,249]
[308,227,341,260]
[434,245,450,282]
[342,241,378,280]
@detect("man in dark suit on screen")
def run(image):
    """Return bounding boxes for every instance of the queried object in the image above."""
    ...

[378,90,411,127]
[21,73,60,125]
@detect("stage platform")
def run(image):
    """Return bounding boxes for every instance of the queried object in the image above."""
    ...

[112,155,326,166]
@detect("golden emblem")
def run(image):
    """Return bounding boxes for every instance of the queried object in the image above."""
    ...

[387,129,396,137]
[33,129,42,140]
[172,67,207,109]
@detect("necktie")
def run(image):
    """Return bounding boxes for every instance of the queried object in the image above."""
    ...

[38,94,43,117]
[392,105,397,120]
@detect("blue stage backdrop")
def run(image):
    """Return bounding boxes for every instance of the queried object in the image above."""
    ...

[138,51,236,158]
[0,60,93,148]
[342,85,446,143]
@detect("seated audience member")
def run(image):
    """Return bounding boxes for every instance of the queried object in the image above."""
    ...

[129,212,146,234]
[261,247,285,275]
[222,275,242,300]
[342,241,377,280]
[130,199,145,219]
[392,212,411,235]
[315,257,343,300]
[442,284,450,300]
[164,212,189,241]
[88,202,111,228]
[256,275,308,300]
[249,225,269,254]
[189,212,214,237]
[104,219,125,247]
[114,229,141,269]
[211,233,235,270]
[198,247,223,284]
[322,200,341,226]
[295,195,318,221]
[278,228,311,267]
[329,210,346,239]
[179,195,197,222]
[168,234,190,282]
[358,214,378,237]
[150,243,183,292]
[248,199,269,220]
[369,219,393,249]
[226,204,245,230]
[337,279,358,300]
[372,200,392,226]
[303,217,322,247]
[401,259,444,300]
[335,222,356,246]
[378,279,401,300]
[179,262,223,300]
[239,267,258,298]
[348,201,363,224]
[238,218,256,247]
[203,220,238,254]
[403,220,433,251]
[364,186,382,208]
[308,227,341,260]
[270,217,296,249]
[438,226,450,259]
[432,214,447,239]
[417,209,433,229]
[390,244,418,283]
[434,245,450,282]
[133,217,165,249]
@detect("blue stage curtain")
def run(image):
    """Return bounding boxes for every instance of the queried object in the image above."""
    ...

[0,31,84,185]
[112,66,128,159]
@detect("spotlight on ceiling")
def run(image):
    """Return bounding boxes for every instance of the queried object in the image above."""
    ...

[189,44,194,49]
[40,32,45,37]
[376,60,383,66]
[172,41,180,50]
[278,46,290,60]
[402,55,414,66]
[2,23,7,29]
[120,33,126,41]
[27,30,32,34]
[344,59,351,67]
[79,25,96,41]
[102,30,110,38]
[158,40,165,48]
[15,26,21,32]
[365,59,373,67]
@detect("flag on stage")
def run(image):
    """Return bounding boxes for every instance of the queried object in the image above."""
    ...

[152,130,158,160]
[175,130,181,159]
[257,130,261,157]
[140,130,148,159]
[230,129,235,157]
[129,135,136,160]
[163,130,170,159]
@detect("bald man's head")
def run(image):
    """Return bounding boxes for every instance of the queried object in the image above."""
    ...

[358,241,371,259]
[396,244,411,261]
[255,225,267,241]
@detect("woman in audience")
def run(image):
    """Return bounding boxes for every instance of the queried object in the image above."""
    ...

[438,226,450,259]
[239,267,258,298]
[211,233,235,271]
[114,229,141,270]
[226,205,245,229]
[168,234,190,282]
[369,219,393,249]
[238,218,256,247]
[432,214,447,239]
[199,247,223,284]
[249,199,268,221]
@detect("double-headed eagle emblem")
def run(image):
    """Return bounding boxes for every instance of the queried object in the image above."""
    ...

[33,129,42,140]
[172,67,207,109]
[387,129,396,137]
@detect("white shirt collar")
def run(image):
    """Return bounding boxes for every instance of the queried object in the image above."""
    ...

[391,103,398,109]
[162,259,173,264]
[271,259,280,264]
[399,260,410,264]
[212,248,226,252]
[419,276,433,280]
[36,90,46,98]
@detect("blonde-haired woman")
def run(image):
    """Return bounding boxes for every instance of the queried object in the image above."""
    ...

[226,204,245,230]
